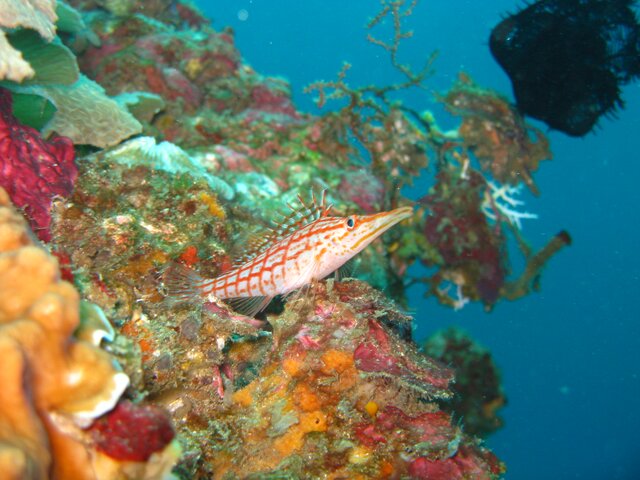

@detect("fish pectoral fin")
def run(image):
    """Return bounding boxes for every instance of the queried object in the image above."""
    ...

[282,286,305,304]
[226,296,272,317]
[282,278,322,308]
[335,257,360,282]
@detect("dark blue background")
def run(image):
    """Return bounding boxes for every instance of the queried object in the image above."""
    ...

[204,2,640,478]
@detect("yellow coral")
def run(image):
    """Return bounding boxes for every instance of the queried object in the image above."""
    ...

[320,348,358,391]
[185,58,204,80]
[364,401,379,418]
[320,348,354,374]
[293,383,322,412]
[348,445,373,465]
[232,384,255,407]
[199,192,226,219]
[273,428,305,457]
[282,352,307,377]
[299,410,327,433]
[272,410,328,458]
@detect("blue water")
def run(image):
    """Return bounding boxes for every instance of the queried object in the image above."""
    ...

[205,2,640,478]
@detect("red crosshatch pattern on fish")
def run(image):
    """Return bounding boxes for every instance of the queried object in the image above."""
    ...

[162,191,413,316]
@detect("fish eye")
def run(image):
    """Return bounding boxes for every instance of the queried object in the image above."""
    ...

[346,216,356,229]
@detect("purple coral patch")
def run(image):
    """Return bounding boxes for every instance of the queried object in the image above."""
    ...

[0,88,77,241]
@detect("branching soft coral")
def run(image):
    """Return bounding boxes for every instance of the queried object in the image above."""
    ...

[443,74,552,196]
[422,165,507,307]
[304,0,434,205]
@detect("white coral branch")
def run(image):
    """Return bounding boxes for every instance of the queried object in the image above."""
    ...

[482,181,538,230]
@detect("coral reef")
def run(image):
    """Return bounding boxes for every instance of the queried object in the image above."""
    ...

[0,188,179,479]
[424,328,506,437]
[422,165,507,307]
[442,73,551,196]
[175,280,504,479]
[0,0,581,477]
[414,154,570,310]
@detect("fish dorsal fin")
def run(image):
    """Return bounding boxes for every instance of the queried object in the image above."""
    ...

[274,189,332,238]
[233,190,333,267]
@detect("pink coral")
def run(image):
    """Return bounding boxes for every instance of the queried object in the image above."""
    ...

[408,445,504,480]
[250,84,298,117]
[422,167,506,305]
[354,319,453,392]
[355,406,455,451]
[0,88,76,241]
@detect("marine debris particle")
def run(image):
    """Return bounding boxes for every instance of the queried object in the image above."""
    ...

[490,0,640,136]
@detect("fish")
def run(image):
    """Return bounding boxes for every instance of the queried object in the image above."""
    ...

[162,191,413,316]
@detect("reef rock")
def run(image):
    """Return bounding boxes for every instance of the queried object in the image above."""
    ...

[160,280,505,479]
[0,188,179,479]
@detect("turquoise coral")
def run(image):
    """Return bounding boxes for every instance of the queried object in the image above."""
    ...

[15,74,142,148]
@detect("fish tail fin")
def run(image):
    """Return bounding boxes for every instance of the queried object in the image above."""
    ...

[160,261,210,303]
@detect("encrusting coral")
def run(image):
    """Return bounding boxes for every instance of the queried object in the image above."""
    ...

[0,188,179,479]
[198,280,504,479]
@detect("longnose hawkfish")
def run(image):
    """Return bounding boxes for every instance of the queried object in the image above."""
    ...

[163,191,413,316]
